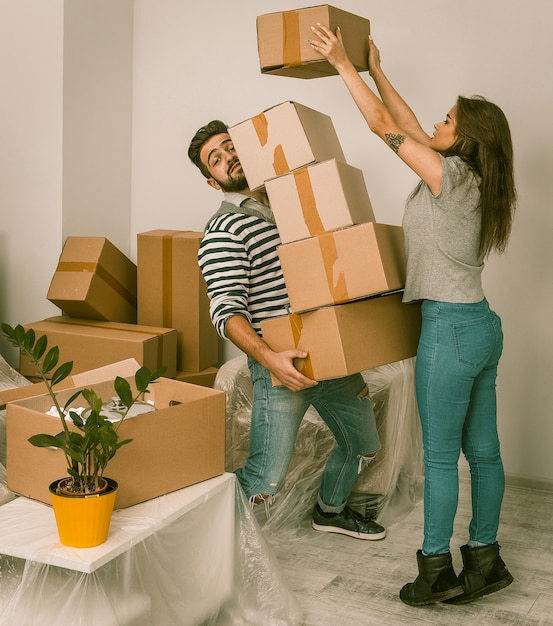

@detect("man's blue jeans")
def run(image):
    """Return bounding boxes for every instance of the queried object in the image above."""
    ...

[236,359,381,512]
[416,299,505,555]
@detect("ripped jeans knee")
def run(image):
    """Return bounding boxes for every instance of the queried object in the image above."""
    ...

[357,451,377,474]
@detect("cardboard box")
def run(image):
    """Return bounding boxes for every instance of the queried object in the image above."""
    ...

[0,358,141,409]
[6,376,226,508]
[260,292,421,383]
[265,159,375,244]
[174,367,219,388]
[228,101,345,191]
[47,237,137,323]
[279,222,406,312]
[20,317,177,379]
[137,230,219,372]
[257,5,370,78]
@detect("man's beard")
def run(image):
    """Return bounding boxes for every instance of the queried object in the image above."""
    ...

[215,166,248,192]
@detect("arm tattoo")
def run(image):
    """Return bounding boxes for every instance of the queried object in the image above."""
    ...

[385,133,405,154]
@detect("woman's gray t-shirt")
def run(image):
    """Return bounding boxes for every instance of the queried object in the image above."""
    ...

[402,155,485,304]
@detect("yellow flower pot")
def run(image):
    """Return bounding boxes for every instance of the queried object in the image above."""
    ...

[49,478,118,548]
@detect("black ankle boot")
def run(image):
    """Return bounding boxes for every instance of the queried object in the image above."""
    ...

[400,550,463,606]
[444,542,513,604]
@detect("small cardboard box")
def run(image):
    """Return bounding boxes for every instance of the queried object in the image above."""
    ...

[228,101,345,191]
[20,317,177,379]
[137,230,219,372]
[265,159,375,244]
[260,291,421,383]
[47,237,138,323]
[6,376,226,508]
[257,5,370,78]
[279,222,406,312]
[174,367,219,388]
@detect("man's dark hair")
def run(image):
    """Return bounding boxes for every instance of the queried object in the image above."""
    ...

[188,120,229,179]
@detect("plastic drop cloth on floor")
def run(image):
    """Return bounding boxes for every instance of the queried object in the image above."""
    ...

[0,353,303,625]
[217,355,424,537]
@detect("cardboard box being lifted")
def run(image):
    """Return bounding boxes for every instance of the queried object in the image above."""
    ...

[228,101,345,191]
[279,222,406,313]
[260,291,421,384]
[137,230,219,372]
[6,376,226,508]
[257,5,370,78]
[265,159,375,244]
[20,317,177,379]
[47,237,137,323]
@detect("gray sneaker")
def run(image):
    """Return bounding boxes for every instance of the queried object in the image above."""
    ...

[312,504,386,540]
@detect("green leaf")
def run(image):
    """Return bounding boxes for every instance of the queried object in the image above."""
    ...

[51,361,73,386]
[28,434,62,448]
[63,390,84,412]
[42,346,60,375]
[134,367,152,393]
[32,334,48,361]
[114,376,132,407]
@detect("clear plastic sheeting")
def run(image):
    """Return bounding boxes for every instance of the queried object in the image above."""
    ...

[218,355,424,536]
[0,352,303,626]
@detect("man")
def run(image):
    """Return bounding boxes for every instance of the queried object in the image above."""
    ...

[188,120,386,540]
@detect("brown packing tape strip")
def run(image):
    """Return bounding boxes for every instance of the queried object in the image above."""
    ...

[161,233,179,328]
[289,314,315,380]
[56,262,137,308]
[293,168,324,235]
[319,232,349,303]
[252,113,269,147]
[282,10,301,67]
[44,318,168,370]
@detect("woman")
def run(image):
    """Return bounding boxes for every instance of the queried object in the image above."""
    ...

[309,24,516,606]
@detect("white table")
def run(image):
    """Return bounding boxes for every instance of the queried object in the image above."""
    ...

[0,473,235,625]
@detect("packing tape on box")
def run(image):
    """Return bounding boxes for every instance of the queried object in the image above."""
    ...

[289,314,315,380]
[161,232,183,328]
[292,168,324,235]
[251,113,290,178]
[282,10,301,67]
[55,262,137,307]
[319,232,349,303]
[44,318,170,370]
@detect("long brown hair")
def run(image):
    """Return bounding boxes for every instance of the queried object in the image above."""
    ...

[444,96,516,257]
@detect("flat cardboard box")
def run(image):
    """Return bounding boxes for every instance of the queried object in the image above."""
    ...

[265,159,375,244]
[174,367,219,388]
[228,101,345,191]
[6,376,226,508]
[260,291,421,383]
[47,237,137,323]
[279,222,406,312]
[137,230,219,372]
[257,5,370,78]
[20,317,177,379]
[0,358,141,409]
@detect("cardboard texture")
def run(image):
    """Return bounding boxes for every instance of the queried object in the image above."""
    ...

[47,237,137,323]
[137,230,219,372]
[20,318,177,379]
[6,376,226,508]
[265,159,375,244]
[260,292,421,383]
[279,222,406,312]
[0,359,141,409]
[228,101,345,191]
[174,367,219,388]
[257,5,370,78]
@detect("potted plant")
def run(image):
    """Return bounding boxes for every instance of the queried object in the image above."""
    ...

[1,322,165,547]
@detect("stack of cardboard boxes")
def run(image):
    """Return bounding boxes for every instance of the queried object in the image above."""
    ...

[226,5,421,385]
[3,234,225,507]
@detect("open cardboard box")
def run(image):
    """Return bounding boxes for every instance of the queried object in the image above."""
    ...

[228,101,345,191]
[257,5,370,79]
[261,291,421,384]
[6,372,226,509]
